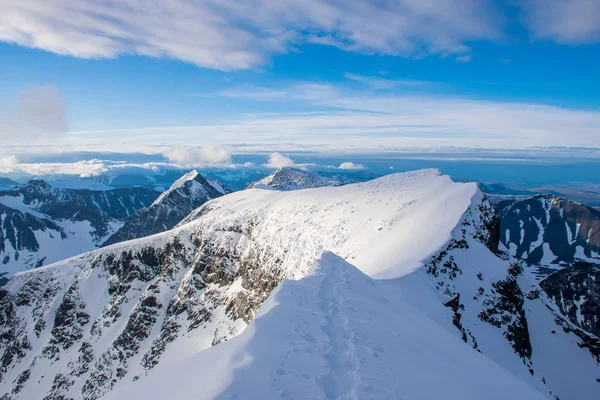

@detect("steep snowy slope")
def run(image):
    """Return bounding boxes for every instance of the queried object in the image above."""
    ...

[102,171,225,246]
[0,204,67,284]
[0,170,598,399]
[498,194,600,276]
[0,181,158,281]
[107,252,547,400]
[247,166,340,190]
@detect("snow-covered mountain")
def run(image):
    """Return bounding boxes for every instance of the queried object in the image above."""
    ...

[0,181,159,282]
[497,194,600,276]
[247,167,340,190]
[101,171,226,246]
[0,170,598,399]
[107,252,547,400]
[495,194,600,372]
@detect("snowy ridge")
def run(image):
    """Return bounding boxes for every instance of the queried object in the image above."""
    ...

[107,252,547,400]
[247,166,339,191]
[0,169,598,399]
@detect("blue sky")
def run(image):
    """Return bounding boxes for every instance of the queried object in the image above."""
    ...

[0,0,599,167]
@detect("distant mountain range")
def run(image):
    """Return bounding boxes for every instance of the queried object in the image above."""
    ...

[496,194,600,275]
[0,180,160,283]
[0,171,229,283]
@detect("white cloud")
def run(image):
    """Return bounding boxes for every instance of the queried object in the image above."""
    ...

[3,156,262,179]
[0,0,502,70]
[0,155,19,173]
[522,0,600,44]
[263,152,296,168]
[338,162,367,170]
[219,87,287,100]
[17,160,111,177]
[163,145,232,165]
[0,85,68,143]
[344,73,427,89]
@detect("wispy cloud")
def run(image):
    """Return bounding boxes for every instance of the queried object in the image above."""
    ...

[0,0,502,70]
[344,73,428,89]
[219,87,287,100]
[455,55,472,62]
[2,81,591,153]
[521,0,600,44]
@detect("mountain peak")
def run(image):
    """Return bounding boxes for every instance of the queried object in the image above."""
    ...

[151,170,206,207]
[21,179,53,193]
[102,171,225,246]
[7,179,55,204]
[247,167,339,191]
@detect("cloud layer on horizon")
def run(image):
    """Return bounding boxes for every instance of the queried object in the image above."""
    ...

[58,82,600,151]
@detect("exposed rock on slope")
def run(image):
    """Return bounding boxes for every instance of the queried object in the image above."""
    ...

[0,204,66,284]
[0,170,598,399]
[246,167,339,191]
[102,171,225,246]
[540,262,600,338]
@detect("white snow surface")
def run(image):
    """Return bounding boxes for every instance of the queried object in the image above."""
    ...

[187,168,477,279]
[108,252,547,400]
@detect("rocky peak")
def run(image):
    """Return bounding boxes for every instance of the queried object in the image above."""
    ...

[102,171,226,246]
[8,180,55,205]
[151,170,222,208]
[247,167,339,191]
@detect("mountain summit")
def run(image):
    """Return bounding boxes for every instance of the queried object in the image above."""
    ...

[247,167,340,191]
[102,170,226,246]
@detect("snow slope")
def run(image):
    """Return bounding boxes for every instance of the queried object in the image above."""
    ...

[0,181,158,281]
[108,252,547,400]
[185,169,476,279]
[0,169,598,399]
